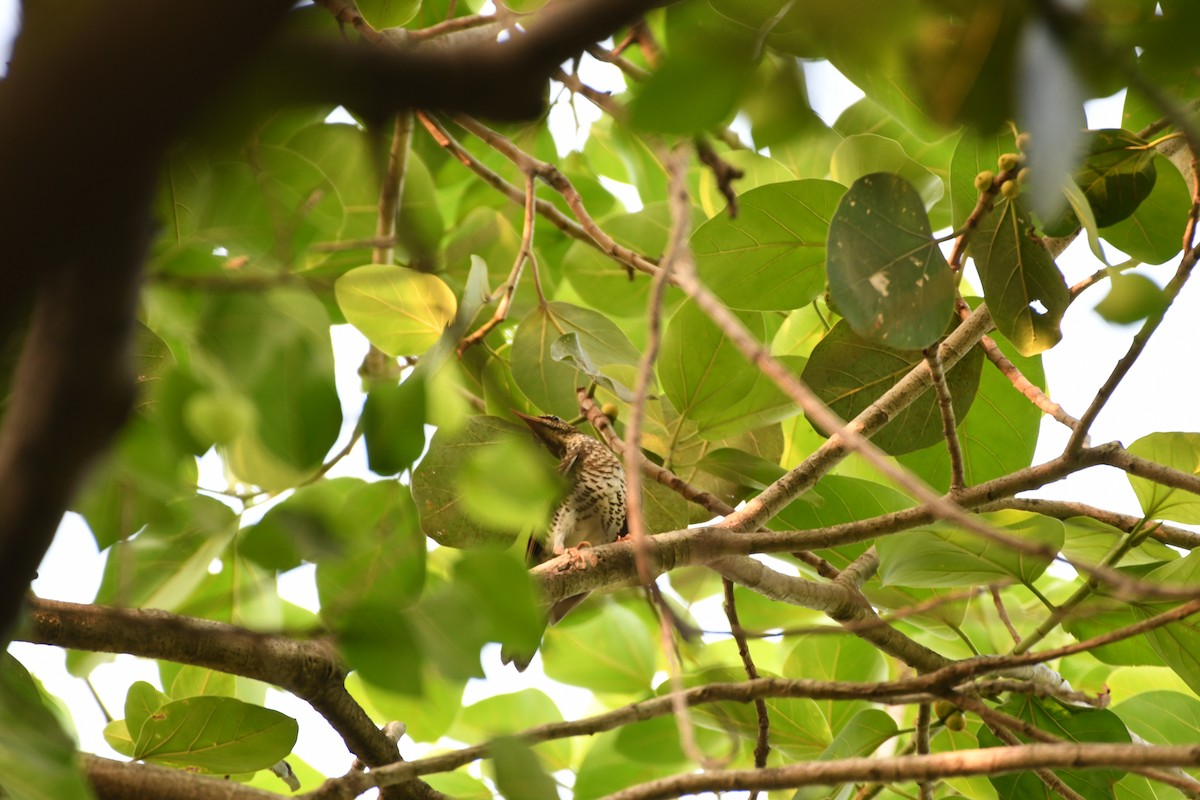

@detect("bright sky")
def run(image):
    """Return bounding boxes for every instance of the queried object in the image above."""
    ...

[3,3,1200,797]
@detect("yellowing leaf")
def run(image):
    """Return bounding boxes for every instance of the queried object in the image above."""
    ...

[335,264,457,356]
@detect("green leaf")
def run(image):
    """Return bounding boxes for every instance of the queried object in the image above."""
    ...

[784,634,886,732]
[453,550,543,655]
[424,772,494,800]
[132,696,298,774]
[826,172,954,349]
[640,400,783,523]
[1095,272,1168,325]
[455,690,571,771]
[1116,774,1187,800]
[355,0,420,28]
[103,719,135,758]
[1061,516,1178,568]
[196,288,342,476]
[341,605,424,693]
[0,655,90,800]
[362,374,427,476]
[542,603,656,694]
[971,196,1070,356]
[830,135,943,210]
[1127,432,1200,523]
[168,666,237,700]
[1075,129,1158,228]
[561,204,694,319]
[574,729,682,800]
[95,496,238,612]
[550,332,639,401]
[978,696,1129,800]
[335,264,457,357]
[905,2,1022,132]
[1115,690,1200,746]
[1055,177,1112,265]
[75,413,199,549]
[899,316,1045,492]
[629,30,751,136]
[125,681,171,742]
[347,668,464,744]
[692,179,846,311]
[158,143,345,267]
[800,319,983,454]
[949,129,1020,230]
[489,736,559,800]
[932,727,998,800]
[695,447,786,491]
[876,510,1064,587]
[696,150,796,218]
[1101,154,1191,265]
[612,716,686,766]
[412,415,557,548]
[659,301,799,439]
[456,433,560,534]
[315,479,426,618]
[683,667,830,759]
[818,708,896,760]
[510,302,640,417]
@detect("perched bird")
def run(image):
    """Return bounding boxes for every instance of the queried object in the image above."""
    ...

[502,411,627,670]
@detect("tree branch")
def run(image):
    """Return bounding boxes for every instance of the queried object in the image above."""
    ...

[19,598,442,798]
[594,744,1200,800]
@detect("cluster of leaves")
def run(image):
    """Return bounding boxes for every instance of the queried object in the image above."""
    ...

[9,0,1200,798]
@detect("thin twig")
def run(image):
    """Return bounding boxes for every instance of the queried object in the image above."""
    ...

[951,691,1200,798]
[406,11,507,41]
[314,0,387,45]
[297,422,364,488]
[991,587,1022,644]
[923,345,965,490]
[624,144,708,766]
[373,112,413,266]
[1012,518,1151,655]
[457,172,539,356]
[981,334,1081,431]
[915,702,933,800]
[723,578,770,790]
[694,137,744,217]
[1064,240,1200,454]
[983,497,1200,550]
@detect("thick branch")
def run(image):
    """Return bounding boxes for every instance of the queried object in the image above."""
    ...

[20,598,439,799]
[594,744,1200,800]
[264,0,669,122]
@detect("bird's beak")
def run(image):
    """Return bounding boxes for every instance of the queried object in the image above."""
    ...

[513,410,559,450]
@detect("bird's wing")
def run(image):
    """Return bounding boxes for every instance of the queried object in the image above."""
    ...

[556,450,580,475]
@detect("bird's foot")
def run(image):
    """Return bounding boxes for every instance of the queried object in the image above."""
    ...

[553,542,598,570]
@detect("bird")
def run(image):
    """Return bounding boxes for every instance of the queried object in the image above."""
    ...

[502,411,627,671]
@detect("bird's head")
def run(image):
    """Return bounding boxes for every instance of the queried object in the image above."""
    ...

[513,411,582,460]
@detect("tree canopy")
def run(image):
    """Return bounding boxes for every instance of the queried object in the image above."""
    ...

[4,1,1200,799]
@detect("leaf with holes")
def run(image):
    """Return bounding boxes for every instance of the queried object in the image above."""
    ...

[970,196,1068,356]
[827,172,954,349]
